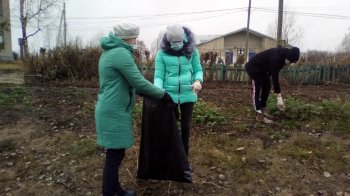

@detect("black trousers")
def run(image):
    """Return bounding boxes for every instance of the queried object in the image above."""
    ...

[178,102,194,156]
[251,76,271,111]
[103,149,125,196]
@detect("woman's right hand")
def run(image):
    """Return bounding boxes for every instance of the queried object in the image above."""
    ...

[192,80,202,93]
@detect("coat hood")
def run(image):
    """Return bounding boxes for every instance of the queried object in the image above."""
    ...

[100,32,133,53]
[285,47,300,63]
[160,26,196,59]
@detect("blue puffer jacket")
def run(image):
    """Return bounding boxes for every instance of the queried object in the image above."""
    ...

[154,26,203,104]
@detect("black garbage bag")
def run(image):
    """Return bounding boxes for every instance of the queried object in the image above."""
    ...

[137,97,192,183]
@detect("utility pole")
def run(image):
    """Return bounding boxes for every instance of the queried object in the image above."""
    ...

[63,2,67,46]
[245,0,252,62]
[46,26,51,49]
[56,8,63,46]
[19,0,25,59]
[277,0,283,47]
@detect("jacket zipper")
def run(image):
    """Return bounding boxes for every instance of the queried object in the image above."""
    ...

[178,57,181,105]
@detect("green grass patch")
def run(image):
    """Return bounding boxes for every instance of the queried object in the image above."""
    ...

[267,96,350,133]
[59,87,87,98]
[193,101,226,126]
[0,87,28,107]
[133,100,226,128]
[33,132,99,161]
[193,133,265,171]
[267,127,291,140]
[279,134,348,172]
[68,139,97,158]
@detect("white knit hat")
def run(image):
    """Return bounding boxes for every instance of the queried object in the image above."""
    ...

[166,24,185,43]
[113,21,139,39]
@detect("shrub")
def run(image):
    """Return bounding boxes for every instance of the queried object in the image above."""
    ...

[25,43,100,81]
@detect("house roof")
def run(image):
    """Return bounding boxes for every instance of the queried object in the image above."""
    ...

[196,35,222,45]
[196,27,277,46]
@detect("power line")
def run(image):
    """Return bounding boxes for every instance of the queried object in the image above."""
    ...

[63,7,246,20]
[58,7,350,21]
[13,6,350,34]
[66,10,237,28]
[141,10,245,28]
[252,7,350,20]
[66,10,245,31]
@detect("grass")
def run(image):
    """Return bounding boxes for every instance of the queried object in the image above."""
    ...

[68,139,97,158]
[132,100,227,130]
[193,101,227,126]
[1,86,350,195]
[0,129,104,195]
[277,133,348,172]
[267,96,350,133]
[0,87,27,107]
[0,63,23,71]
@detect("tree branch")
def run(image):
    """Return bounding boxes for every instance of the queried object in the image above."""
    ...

[28,1,56,20]
[26,28,41,39]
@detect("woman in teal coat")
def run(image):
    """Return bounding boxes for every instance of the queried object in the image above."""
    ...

[154,24,203,163]
[95,22,171,196]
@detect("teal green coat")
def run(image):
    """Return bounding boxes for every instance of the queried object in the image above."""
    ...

[95,32,165,149]
[154,48,203,104]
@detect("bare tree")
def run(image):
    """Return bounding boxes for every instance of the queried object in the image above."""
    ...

[134,40,149,66]
[150,31,165,58]
[266,7,304,47]
[14,0,62,58]
[339,28,350,52]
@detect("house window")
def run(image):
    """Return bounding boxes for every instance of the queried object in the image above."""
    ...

[0,31,4,49]
[225,49,234,64]
[237,48,245,55]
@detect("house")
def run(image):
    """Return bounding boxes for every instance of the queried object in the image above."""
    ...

[0,0,13,61]
[196,28,280,64]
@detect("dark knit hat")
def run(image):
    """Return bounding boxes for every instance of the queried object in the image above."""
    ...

[286,47,300,63]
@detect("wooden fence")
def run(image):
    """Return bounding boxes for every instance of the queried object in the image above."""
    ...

[280,64,350,85]
[138,64,350,85]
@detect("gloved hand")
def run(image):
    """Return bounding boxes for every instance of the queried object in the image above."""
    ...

[276,95,286,111]
[192,80,202,93]
[161,91,174,105]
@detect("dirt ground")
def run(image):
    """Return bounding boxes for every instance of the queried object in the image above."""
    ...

[1,81,350,196]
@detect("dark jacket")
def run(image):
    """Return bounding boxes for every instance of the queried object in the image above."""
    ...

[245,47,300,93]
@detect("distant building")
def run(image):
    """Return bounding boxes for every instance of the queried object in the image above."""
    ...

[197,28,281,64]
[0,0,13,61]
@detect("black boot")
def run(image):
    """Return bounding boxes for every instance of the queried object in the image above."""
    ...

[117,190,136,196]
[124,191,136,196]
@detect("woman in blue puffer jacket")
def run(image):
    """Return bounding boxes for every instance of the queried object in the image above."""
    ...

[154,24,203,160]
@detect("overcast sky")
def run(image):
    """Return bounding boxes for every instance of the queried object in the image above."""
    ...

[10,0,350,53]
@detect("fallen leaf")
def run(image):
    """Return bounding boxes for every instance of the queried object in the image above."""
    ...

[324,171,331,178]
